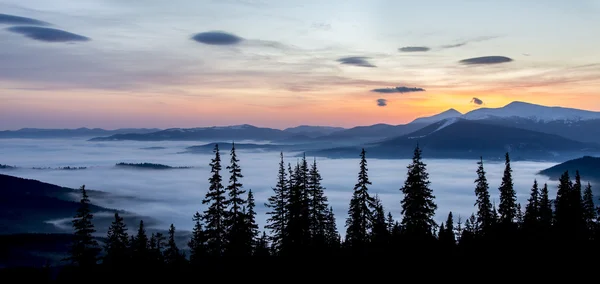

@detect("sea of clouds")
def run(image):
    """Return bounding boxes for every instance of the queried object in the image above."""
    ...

[0,138,566,237]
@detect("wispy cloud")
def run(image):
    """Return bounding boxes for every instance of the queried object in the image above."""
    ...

[191,31,243,45]
[441,36,499,49]
[7,26,90,42]
[336,56,376,68]
[398,46,430,52]
[459,56,513,65]
[0,13,50,26]
[376,98,387,107]
[371,86,425,94]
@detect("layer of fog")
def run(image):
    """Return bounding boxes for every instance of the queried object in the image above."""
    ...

[0,138,568,237]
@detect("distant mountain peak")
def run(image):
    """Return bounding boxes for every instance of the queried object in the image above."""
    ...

[410,108,463,124]
[463,101,600,122]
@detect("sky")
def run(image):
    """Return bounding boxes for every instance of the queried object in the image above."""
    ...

[0,0,599,130]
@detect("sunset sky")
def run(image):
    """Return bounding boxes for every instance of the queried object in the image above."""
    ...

[1,0,599,130]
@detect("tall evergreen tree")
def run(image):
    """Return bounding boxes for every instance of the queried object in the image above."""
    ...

[445,212,456,245]
[400,145,437,239]
[67,185,100,268]
[265,152,288,254]
[307,157,329,247]
[284,162,311,255]
[244,189,259,254]
[498,152,517,225]
[324,206,340,249]
[524,179,540,232]
[224,142,248,256]
[370,195,389,251]
[572,170,585,236]
[254,232,271,257]
[538,183,553,231]
[345,148,374,252]
[554,170,573,239]
[474,157,494,233]
[103,212,129,268]
[582,182,596,239]
[188,212,205,264]
[132,220,149,263]
[164,224,182,266]
[202,144,227,256]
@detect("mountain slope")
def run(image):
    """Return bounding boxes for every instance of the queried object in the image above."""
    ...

[0,127,160,139]
[463,101,600,122]
[283,125,345,138]
[305,119,600,161]
[410,108,462,124]
[89,124,291,142]
[538,156,600,182]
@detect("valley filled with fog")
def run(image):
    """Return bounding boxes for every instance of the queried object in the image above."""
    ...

[0,138,565,236]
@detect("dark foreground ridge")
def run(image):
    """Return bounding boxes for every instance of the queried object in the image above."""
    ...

[2,143,600,280]
[115,162,193,169]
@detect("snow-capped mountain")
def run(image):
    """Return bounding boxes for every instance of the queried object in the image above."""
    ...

[410,108,463,124]
[462,101,600,122]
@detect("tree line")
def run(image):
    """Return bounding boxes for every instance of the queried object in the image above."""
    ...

[6,143,600,280]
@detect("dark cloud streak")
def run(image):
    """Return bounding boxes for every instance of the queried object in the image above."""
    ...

[459,56,513,65]
[336,56,376,68]
[7,26,90,42]
[0,13,50,26]
[399,46,430,52]
[191,31,243,45]
[471,97,483,105]
[376,98,387,107]
[371,86,425,94]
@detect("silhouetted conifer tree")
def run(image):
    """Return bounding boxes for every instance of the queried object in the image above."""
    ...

[582,182,596,239]
[370,195,389,252]
[244,189,259,254]
[539,183,553,233]
[324,206,340,249]
[554,170,573,239]
[265,152,288,254]
[202,144,226,256]
[444,212,456,245]
[308,157,329,249]
[164,224,182,266]
[572,170,585,237]
[224,142,248,256]
[515,203,524,227]
[104,212,129,269]
[345,148,374,253]
[474,157,493,234]
[524,180,540,236]
[132,220,149,263]
[188,212,205,264]
[284,162,311,255]
[498,152,517,225]
[67,185,100,268]
[400,145,437,240]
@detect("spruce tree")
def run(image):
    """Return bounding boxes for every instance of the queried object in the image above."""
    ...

[370,194,389,251]
[284,162,311,255]
[307,157,329,248]
[572,170,585,237]
[202,144,226,256]
[345,148,374,252]
[400,145,437,239]
[104,212,129,268]
[224,142,247,256]
[498,152,517,225]
[254,232,271,257]
[524,179,540,232]
[474,157,493,233]
[324,206,340,249]
[554,170,573,239]
[68,185,100,268]
[164,224,181,266]
[188,211,205,264]
[538,183,553,231]
[444,211,456,245]
[582,182,596,239]
[265,152,288,254]
[244,189,259,254]
[132,220,149,264]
